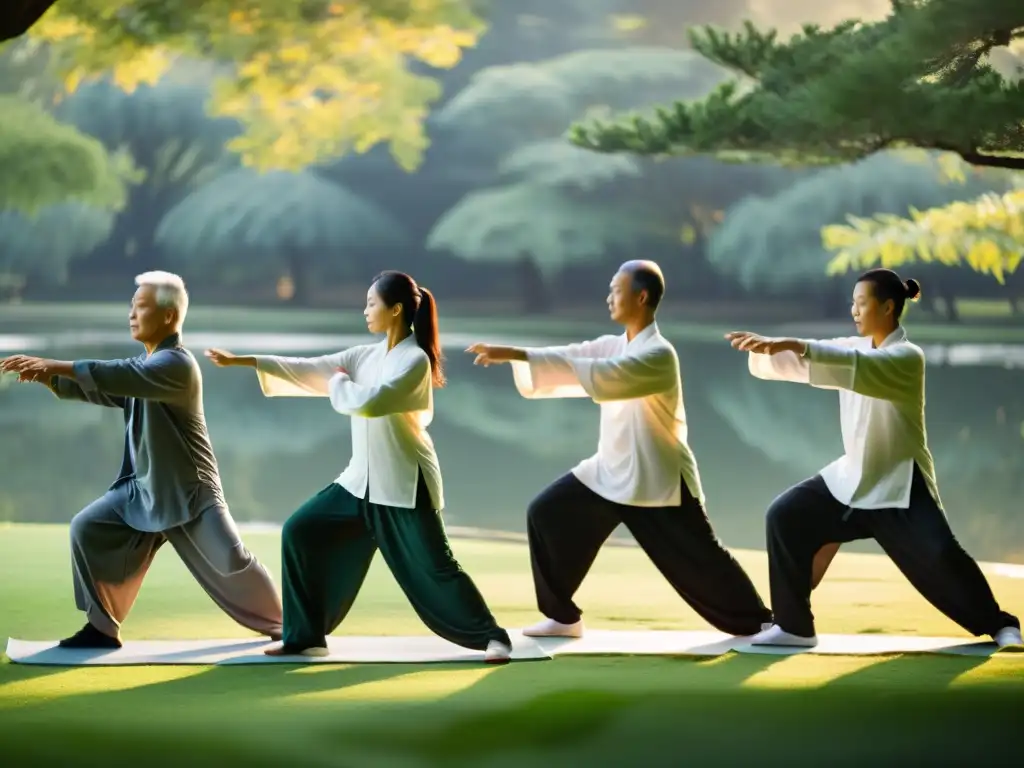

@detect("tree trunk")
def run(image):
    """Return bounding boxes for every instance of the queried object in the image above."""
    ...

[517,254,550,314]
[941,284,960,323]
[1,0,55,43]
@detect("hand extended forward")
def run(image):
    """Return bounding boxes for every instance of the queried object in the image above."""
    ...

[464,343,527,367]
[724,332,805,356]
[0,355,71,382]
[203,349,256,368]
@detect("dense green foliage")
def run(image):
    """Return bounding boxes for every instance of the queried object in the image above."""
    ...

[26,0,485,170]
[155,168,407,303]
[569,0,1024,170]
[0,94,130,214]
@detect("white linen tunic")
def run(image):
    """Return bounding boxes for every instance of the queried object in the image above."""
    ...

[748,326,941,510]
[252,334,444,510]
[510,322,705,508]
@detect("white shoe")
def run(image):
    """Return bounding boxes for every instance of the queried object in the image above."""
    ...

[993,626,1023,648]
[484,639,512,664]
[521,618,584,638]
[750,624,818,648]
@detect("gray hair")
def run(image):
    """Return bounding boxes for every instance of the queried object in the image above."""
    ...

[135,271,189,326]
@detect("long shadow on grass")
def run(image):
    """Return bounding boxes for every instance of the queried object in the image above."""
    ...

[316,653,794,765]
[0,661,424,767]
[321,652,1024,767]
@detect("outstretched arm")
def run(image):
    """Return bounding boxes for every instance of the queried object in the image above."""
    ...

[726,332,922,403]
[513,346,678,402]
[805,341,923,403]
[1,356,126,407]
[47,375,128,408]
[466,336,622,400]
[328,355,430,417]
[2,352,190,403]
[206,348,356,397]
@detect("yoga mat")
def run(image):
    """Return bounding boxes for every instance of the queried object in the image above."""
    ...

[733,633,1020,657]
[534,630,739,657]
[5,632,550,666]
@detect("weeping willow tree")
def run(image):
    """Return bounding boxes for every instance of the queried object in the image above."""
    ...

[436,47,731,152]
[426,181,653,313]
[706,152,1008,317]
[56,79,240,266]
[0,203,115,295]
[155,168,408,305]
[24,0,484,171]
[0,95,129,215]
[430,46,732,310]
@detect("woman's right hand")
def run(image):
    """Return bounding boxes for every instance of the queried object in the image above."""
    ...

[205,348,243,367]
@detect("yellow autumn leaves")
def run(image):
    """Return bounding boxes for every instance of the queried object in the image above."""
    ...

[27,0,483,171]
[824,186,1024,284]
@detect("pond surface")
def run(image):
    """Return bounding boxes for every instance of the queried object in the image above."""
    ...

[1,327,1022,563]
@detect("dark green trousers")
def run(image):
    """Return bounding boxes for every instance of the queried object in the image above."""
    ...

[280,477,510,651]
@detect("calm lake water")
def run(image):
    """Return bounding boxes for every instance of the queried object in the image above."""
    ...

[1,328,1022,563]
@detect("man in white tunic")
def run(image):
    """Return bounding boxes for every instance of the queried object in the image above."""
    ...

[466,260,773,639]
[0,272,283,648]
[727,268,1021,648]
[206,271,512,662]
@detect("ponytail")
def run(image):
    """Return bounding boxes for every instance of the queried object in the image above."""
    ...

[413,287,445,388]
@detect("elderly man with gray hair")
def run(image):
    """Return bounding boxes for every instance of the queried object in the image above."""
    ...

[0,272,283,648]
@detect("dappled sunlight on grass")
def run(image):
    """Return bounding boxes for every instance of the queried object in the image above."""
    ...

[0,664,206,710]
[283,664,501,704]
[741,654,882,688]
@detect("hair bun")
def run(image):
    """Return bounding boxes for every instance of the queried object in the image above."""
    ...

[904,278,921,301]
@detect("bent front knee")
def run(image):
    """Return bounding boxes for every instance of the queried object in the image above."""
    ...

[69,510,96,546]
[526,496,552,529]
[765,496,800,534]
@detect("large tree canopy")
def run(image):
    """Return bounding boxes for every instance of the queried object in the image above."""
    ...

[568,0,1024,170]
[57,79,239,264]
[0,94,130,213]
[156,168,407,303]
[0,202,115,285]
[24,0,484,171]
[436,47,729,148]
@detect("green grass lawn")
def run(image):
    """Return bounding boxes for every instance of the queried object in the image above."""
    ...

[1,524,1022,767]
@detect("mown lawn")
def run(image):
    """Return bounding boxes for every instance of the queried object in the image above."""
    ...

[1,524,1021,767]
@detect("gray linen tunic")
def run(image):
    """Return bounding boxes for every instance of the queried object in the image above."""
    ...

[48,333,282,638]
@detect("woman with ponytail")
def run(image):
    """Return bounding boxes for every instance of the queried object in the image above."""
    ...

[204,271,513,662]
[723,268,1021,650]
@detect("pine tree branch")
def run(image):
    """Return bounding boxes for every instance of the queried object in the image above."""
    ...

[569,1,1024,170]
[934,148,1024,169]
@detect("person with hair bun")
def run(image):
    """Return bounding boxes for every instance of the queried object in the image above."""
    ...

[206,271,513,663]
[726,268,1021,649]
